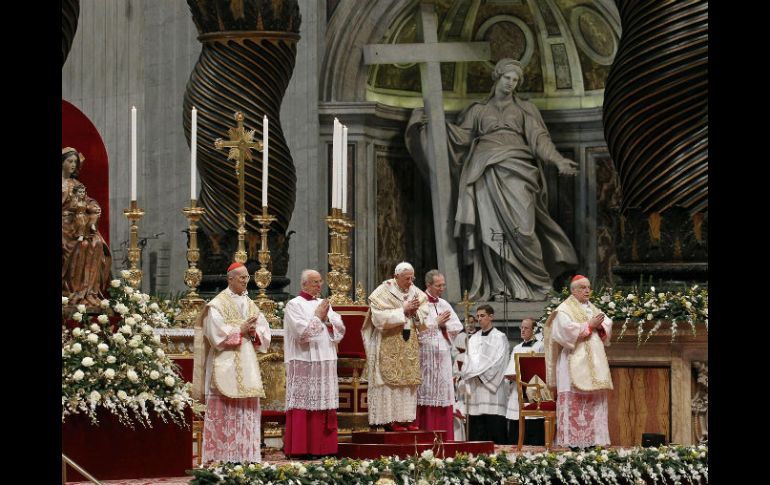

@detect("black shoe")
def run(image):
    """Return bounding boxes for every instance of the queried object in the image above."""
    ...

[569,446,581,452]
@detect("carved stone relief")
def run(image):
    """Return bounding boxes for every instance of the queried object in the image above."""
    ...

[691,361,708,443]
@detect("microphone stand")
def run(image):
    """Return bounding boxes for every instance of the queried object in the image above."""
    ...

[491,229,511,340]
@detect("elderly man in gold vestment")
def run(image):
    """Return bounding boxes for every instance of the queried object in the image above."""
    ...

[544,274,613,449]
[362,262,429,431]
[192,262,272,463]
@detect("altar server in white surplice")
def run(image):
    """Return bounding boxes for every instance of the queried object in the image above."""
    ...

[460,304,510,444]
[282,269,345,458]
[504,318,545,445]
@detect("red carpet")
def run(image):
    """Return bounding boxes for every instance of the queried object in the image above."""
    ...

[339,429,494,459]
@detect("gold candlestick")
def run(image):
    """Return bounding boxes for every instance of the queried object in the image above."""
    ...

[326,208,354,305]
[234,211,248,263]
[253,206,280,327]
[123,200,145,288]
[176,199,206,326]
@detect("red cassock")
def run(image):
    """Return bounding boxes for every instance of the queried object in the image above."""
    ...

[282,291,346,457]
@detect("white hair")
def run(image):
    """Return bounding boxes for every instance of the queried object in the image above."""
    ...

[394,262,414,275]
[227,267,245,279]
[301,269,319,285]
[569,277,590,290]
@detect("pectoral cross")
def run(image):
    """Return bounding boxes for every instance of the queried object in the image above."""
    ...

[214,111,263,263]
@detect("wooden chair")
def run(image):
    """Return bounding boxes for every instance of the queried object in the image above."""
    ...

[192,416,204,466]
[514,353,556,450]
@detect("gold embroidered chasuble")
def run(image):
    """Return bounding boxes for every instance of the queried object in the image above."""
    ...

[544,295,613,392]
[362,280,429,387]
[192,291,266,401]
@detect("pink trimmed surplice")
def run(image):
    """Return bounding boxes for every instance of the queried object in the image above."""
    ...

[555,390,610,448]
[202,393,261,463]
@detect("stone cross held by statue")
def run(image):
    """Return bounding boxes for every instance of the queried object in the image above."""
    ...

[362,2,490,302]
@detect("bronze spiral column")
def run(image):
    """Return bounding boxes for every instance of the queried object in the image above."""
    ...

[603,0,708,283]
[62,0,80,67]
[183,0,301,296]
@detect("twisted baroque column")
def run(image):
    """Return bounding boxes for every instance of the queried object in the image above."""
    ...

[603,0,708,283]
[183,0,300,294]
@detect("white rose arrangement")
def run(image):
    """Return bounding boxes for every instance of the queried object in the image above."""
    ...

[62,277,195,428]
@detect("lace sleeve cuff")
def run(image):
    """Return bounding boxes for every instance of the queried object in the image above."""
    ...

[299,317,325,342]
[223,330,242,347]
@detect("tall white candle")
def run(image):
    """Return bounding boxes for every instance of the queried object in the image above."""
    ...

[191,107,197,200]
[342,125,348,214]
[332,118,340,209]
[262,115,269,207]
[131,106,137,201]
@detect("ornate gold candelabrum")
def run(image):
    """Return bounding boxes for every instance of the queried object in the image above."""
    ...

[253,206,281,326]
[355,281,367,305]
[123,200,145,288]
[326,208,354,305]
[175,199,206,326]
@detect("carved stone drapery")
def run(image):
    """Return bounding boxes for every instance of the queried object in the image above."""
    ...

[62,0,80,67]
[183,1,300,292]
[603,1,707,283]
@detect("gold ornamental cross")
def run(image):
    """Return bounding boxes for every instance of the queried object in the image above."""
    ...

[460,290,475,332]
[214,111,263,217]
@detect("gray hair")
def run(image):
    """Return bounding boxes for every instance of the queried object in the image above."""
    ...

[394,262,414,275]
[424,269,442,287]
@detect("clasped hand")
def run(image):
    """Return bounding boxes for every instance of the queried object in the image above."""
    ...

[314,299,330,321]
[436,310,451,327]
[404,297,420,316]
[240,316,258,336]
[589,312,605,330]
